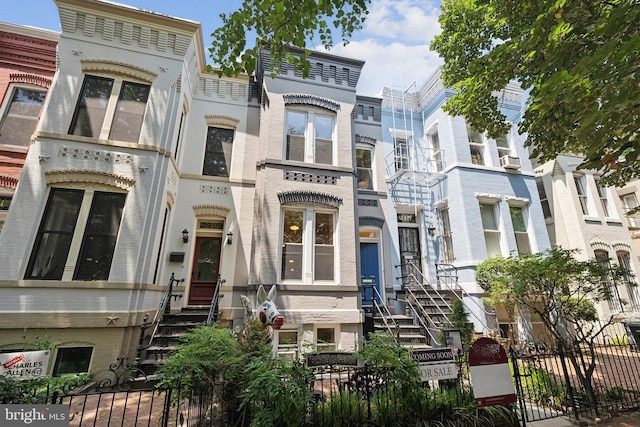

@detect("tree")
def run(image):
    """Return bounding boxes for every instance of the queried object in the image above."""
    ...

[209,0,371,78]
[431,0,640,187]
[476,248,633,409]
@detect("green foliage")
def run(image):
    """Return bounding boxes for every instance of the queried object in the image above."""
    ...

[603,386,626,402]
[209,0,371,77]
[432,0,640,187]
[357,331,420,388]
[517,365,566,409]
[0,373,92,404]
[445,299,474,350]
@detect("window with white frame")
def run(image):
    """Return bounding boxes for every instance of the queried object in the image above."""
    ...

[574,174,590,215]
[621,193,640,228]
[437,205,454,262]
[69,75,150,143]
[480,203,502,258]
[509,205,531,255]
[594,177,611,217]
[316,327,337,352]
[285,109,334,165]
[25,188,126,281]
[0,84,47,147]
[594,249,622,312]
[356,146,373,190]
[276,329,300,361]
[394,137,410,171]
[466,121,484,165]
[616,250,640,311]
[431,131,443,172]
[281,208,335,282]
[536,177,552,219]
[203,126,234,177]
[495,135,511,159]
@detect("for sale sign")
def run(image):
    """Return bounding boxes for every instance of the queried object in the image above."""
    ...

[0,351,50,380]
[411,348,458,382]
[468,337,516,407]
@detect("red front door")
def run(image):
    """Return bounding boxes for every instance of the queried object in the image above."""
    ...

[188,236,222,306]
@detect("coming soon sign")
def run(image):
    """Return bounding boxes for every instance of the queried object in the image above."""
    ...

[411,348,457,382]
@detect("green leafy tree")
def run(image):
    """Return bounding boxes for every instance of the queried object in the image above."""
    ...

[210,0,371,77]
[445,299,474,350]
[431,0,640,186]
[476,248,633,408]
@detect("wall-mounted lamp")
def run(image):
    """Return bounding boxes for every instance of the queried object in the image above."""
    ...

[182,229,189,243]
[226,231,233,245]
[427,225,436,237]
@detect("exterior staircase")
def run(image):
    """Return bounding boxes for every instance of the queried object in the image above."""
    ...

[139,307,209,375]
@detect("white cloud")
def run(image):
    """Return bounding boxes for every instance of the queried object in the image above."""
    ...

[361,0,442,45]
[324,39,443,97]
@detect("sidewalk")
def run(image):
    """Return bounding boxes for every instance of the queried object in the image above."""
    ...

[528,411,640,426]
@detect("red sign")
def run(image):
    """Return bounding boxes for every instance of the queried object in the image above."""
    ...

[468,337,516,407]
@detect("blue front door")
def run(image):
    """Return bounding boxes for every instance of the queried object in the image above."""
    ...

[361,242,381,304]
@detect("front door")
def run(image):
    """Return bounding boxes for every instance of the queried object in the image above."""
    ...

[188,236,222,306]
[398,227,421,285]
[360,242,381,304]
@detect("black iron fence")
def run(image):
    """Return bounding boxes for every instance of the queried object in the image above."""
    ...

[5,327,640,426]
[510,323,640,424]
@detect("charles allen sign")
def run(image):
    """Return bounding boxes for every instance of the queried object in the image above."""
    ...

[0,351,50,380]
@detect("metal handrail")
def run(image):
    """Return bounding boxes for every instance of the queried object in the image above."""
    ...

[146,273,184,349]
[372,285,399,339]
[436,262,496,319]
[206,277,225,325]
[405,296,441,345]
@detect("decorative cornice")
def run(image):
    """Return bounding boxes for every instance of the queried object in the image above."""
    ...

[359,216,385,228]
[9,73,52,89]
[278,191,342,208]
[193,204,230,218]
[0,175,18,190]
[355,134,377,146]
[80,59,157,84]
[166,191,175,209]
[590,239,611,251]
[475,193,502,203]
[283,94,341,112]
[45,169,135,190]
[611,242,632,253]
[205,115,240,129]
[504,196,530,206]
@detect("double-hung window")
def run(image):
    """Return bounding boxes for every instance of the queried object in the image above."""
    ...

[594,249,622,312]
[480,203,502,258]
[0,85,47,147]
[617,250,640,311]
[394,137,410,171]
[69,75,150,143]
[25,188,126,281]
[437,205,454,262]
[496,135,511,159]
[509,206,531,255]
[281,208,335,282]
[574,174,590,215]
[594,177,611,217]
[621,193,640,228]
[356,146,373,190]
[536,177,552,219]
[285,109,334,165]
[466,121,484,165]
[431,132,443,172]
[203,126,234,177]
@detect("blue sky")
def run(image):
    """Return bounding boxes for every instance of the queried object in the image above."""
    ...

[2,0,443,96]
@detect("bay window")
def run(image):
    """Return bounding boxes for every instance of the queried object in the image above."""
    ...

[281,207,335,282]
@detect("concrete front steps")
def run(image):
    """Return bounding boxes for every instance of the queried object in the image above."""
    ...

[139,307,209,375]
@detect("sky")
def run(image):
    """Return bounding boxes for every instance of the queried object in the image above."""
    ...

[1,0,444,97]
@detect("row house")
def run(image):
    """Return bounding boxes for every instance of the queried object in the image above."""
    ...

[535,156,640,324]
[380,69,552,342]
[0,0,382,374]
[0,23,58,230]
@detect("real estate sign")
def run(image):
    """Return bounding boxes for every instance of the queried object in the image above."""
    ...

[0,350,50,380]
[468,337,516,407]
[411,348,458,382]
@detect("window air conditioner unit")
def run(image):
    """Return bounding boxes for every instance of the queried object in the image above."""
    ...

[499,155,521,170]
